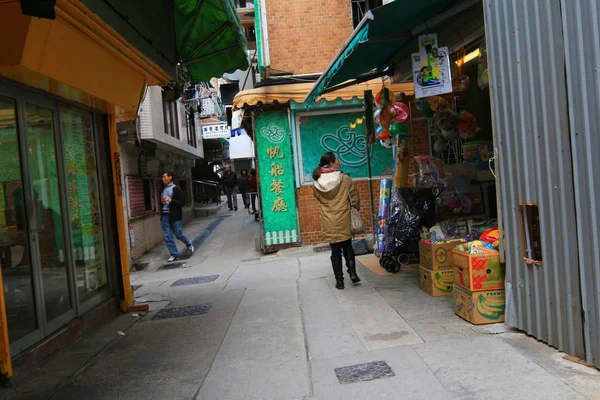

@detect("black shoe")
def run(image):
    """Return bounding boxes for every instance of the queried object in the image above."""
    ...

[343,243,361,285]
[228,208,233,211]
[331,255,344,290]
[234,207,238,211]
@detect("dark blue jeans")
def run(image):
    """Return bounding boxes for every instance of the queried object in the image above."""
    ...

[330,238,352,257]
[161,215,192,256]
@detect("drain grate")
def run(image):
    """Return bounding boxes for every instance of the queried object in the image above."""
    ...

[152,303,213,320]
[132,284,142,292]
[191,216,228,250]
[313,245,330,253]
[334,361,395,384]
[241,257,261,262]
[171,275,219,287]
[159,262,187,270]
[132,263,149,271]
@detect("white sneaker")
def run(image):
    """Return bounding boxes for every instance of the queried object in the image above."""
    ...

[167,255,179,262]
[188,244,195,253]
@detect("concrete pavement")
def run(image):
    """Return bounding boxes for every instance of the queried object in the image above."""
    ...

[4,200,600,399]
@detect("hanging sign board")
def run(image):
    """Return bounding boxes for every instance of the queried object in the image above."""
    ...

[412,35,452,99]
[202,123,231,139]
[255,111,299,246]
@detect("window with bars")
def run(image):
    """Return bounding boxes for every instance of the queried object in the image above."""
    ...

[185,111,197,148]
[352,0,383,28]
[127,177,157,219]
[162,91,179,139]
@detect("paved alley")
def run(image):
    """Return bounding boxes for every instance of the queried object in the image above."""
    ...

[4,204,600,400]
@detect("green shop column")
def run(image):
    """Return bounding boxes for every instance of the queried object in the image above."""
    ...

[255,111,299,246]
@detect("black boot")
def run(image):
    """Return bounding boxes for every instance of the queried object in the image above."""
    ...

[343,243,361,285]
[331,255,344,290]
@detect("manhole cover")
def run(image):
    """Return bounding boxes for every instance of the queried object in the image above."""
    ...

[171,275,219,287]
[334,361,395,384]
[132,284,142,292]
[132,263,148,271]
[313,245,330,253]
[159,262,187,270]
[152,303,213,320]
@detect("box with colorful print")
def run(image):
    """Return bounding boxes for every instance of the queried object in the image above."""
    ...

[419,240,464,271]
[454,285,505,325]
[452,249,504,291]
[419,267,454,297]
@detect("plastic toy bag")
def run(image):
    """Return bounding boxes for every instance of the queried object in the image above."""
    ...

[415,155,446,187]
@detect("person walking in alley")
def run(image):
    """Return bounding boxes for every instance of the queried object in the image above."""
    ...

[313,152,361,290]
[160,172,194,262]
[238,169,250,210]
[222,165,238,211]
[248,169,258,213]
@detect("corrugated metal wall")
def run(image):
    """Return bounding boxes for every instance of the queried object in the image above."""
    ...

[484,0,586,361]
[561,0,600,368]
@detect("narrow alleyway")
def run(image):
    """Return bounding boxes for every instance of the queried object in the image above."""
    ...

[4,198,600,400]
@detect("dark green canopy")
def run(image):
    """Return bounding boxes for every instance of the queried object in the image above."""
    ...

[175,0,249,83]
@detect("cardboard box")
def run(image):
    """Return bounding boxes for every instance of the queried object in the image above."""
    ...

[419,240,463,271]
[454,285,505,325]
[452,249,505,291]
[420,267,454,297]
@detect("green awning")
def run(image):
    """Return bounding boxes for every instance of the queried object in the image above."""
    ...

[175,0,249,83]
[305,0,480,107]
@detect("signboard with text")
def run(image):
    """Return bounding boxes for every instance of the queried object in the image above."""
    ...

[202,123,230,139]
[255,111,299,246]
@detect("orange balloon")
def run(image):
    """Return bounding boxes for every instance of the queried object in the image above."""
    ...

[379,106,394,128]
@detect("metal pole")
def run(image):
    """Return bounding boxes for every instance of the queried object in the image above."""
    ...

[366,144,376,240]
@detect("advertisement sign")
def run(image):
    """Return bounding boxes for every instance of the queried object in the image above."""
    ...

[413,37,452,99]
[255,111,299,246]
[202,123,231,139]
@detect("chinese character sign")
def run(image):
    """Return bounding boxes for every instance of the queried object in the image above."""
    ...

[255,111,299,246]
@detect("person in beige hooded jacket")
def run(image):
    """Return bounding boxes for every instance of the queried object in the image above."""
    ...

[313,152,361,290]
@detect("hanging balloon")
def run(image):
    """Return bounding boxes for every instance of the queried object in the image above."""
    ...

[378,106,394,128]
[376,127,391,140]
[390,122,408,137]
[374,109,382,125]
[452,75,471,92]
[380,137,394,148]
[392,102,409,123]
[376,125,384,136]
[375,89,395,107]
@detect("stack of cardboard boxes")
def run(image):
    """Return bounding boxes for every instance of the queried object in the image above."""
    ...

[452,249,506,324]
[418,241,463,297]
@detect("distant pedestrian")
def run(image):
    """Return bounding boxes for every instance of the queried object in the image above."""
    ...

[238,169,250,210]
[248,169,258,213]
[222,165,238,211]
[312,152,361,290]
[160,172,194,262]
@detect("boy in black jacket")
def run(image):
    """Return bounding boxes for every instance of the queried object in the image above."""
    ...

[161,172,194,262]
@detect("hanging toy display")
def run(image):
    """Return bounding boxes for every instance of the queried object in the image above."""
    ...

[433,109,460,140]
[379,137,394,148]
[457,110,479,139]
[452,47,471,92]
[478,41,489,90]
[428,95,450,112]
[433,138,449,153]
[390,122,408,139]
[414,98,433,117]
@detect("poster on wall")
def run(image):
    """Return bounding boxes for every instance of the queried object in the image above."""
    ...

[298,111,394,183]
[255,111,299,247]
[413,35,452,99]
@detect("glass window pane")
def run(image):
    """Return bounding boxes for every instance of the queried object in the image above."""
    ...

[26,103,72,322]
[0,96,38,342]
[60,105,107,301]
